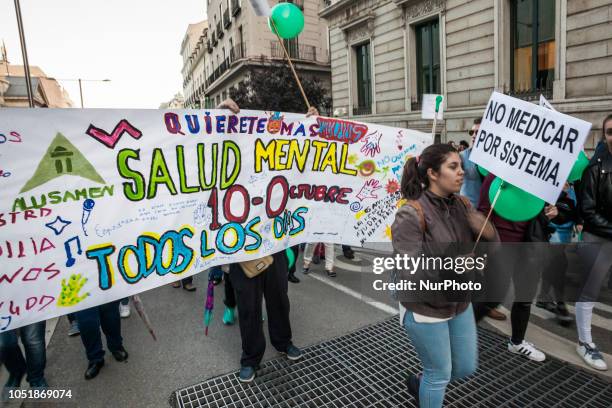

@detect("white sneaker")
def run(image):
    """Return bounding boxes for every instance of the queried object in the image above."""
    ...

[119,303,131,318]
[507,340,546,362]
[577,342,608,371]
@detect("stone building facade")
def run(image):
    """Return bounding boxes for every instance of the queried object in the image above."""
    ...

[320,0,612,151]
[181,0,332,110]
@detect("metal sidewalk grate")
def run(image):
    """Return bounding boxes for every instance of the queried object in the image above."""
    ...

[171,317,612,408]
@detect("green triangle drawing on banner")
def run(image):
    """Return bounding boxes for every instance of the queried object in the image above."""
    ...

[19,132,106,193]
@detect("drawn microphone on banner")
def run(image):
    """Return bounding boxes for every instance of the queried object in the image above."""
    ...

[81,199,96,236]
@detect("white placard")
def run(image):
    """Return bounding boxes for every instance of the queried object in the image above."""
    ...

[421,94,444,120]
[469,92,592,203]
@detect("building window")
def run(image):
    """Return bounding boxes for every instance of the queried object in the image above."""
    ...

[511,0,555,97]
[415,19,440,103]
[284,37,299,59]
[354,42,372,116]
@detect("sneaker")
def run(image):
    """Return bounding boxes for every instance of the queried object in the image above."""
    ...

[283,345,303,361]
[577,341,608,371]
[508,340,546,362]
[326,269,337,278]
[67,320,80,336]
[302,267,310,275]
[119,303,131,318]
[223,306,236,325]
[2,372,24,402]
[30,378,49,390]
[239,366,256,383]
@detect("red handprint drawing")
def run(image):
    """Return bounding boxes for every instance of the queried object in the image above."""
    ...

[356,179,382,201]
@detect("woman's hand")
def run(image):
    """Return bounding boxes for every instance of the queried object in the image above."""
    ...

[217,98,240,114]
[306,106,319,117]
[544,205,558,220]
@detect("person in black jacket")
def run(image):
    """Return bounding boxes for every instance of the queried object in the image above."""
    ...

[575,114,612,371]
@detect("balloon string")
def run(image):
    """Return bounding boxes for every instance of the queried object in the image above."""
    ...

[269,17,311,110]
[472,180,503,253]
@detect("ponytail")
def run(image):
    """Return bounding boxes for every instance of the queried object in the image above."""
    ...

[400,157,425,200]
[400,143,457,200]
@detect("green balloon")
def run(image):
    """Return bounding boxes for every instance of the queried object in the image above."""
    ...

[567,151,589,182]
[268,3,305,40]
[489,177,545,222]
[477,165,489,177]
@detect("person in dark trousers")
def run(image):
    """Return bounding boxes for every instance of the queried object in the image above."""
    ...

[536,182,580,326]
[474,174,557,362]
[0,321,48,401]
[218,98,305,383]
[75,300,128,380]
[574,113,612,371]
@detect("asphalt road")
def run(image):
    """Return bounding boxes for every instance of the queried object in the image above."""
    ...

[3,246,611,407]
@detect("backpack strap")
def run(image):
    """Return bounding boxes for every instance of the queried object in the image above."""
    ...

[404,200,426,233]
[457,195,472,212]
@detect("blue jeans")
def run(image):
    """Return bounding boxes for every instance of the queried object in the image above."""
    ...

[76,301,123,363]
[0,321,47,386]
[403,305,478,408]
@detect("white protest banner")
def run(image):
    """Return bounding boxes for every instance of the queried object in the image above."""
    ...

[469,92,592,203]
[0,108,430,331]
[421,94,444,120]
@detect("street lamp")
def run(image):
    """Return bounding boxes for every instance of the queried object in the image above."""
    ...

[50,78,111,108]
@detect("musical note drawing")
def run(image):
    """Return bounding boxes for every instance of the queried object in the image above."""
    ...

[81,199,95,236]
[64,236,83,267]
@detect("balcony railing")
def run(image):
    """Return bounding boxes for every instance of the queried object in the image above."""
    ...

[505,78,553,101]
[270,42,324,62]
[229,42,246,62]
[224,9,231,28]
[217,21,223,38]
[231,0,241,16]
[352,105,372,116]
[206,44,246,88]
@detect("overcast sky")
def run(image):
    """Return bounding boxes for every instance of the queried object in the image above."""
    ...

[0,0,205,108]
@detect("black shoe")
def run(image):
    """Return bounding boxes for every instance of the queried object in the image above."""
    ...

[112,346,129,362]
[343,248,355,259]
[84,360,104,380]
[288,273,300,283]
[535,301,557,313]
[406,373,421,404]
[556,302,573,326]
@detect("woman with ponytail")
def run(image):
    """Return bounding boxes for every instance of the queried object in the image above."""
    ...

[391,143,498,407]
